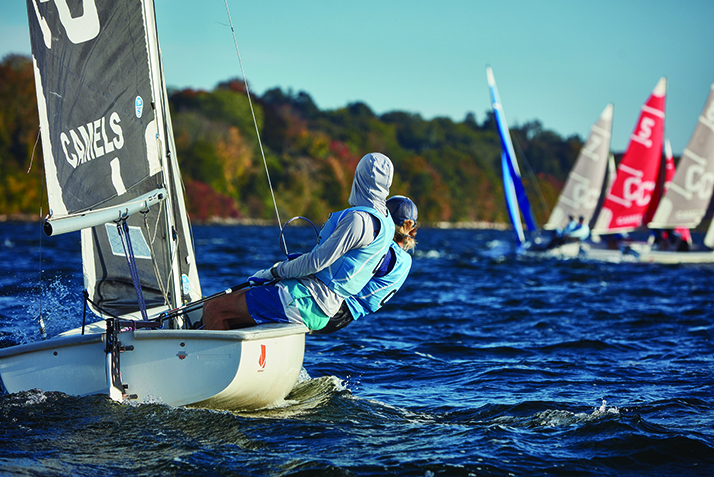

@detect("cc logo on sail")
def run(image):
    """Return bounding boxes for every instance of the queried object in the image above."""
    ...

[572,181,600,209]
[685,164,714,200]
[622,176,656,206]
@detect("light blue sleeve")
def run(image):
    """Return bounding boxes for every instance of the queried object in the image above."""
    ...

[275,210,373,279]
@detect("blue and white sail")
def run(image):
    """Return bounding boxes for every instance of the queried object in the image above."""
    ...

[486,66,537,246]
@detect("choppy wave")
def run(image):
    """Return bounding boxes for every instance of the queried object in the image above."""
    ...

[2,224,714,476]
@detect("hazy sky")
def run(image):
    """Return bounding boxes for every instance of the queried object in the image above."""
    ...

[2,0,713,155]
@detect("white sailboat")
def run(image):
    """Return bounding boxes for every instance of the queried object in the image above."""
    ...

[577,78,669,262]
[0,0,307,409]
[544,105,614,231]
[635,80,714,263]
[537,104,615,257]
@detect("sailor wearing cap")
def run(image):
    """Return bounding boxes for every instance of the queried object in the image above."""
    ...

[314,195,419,334]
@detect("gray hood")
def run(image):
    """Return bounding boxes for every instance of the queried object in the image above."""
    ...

[348,153,394,216]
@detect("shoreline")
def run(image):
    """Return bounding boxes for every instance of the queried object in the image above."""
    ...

[0,213,509,230]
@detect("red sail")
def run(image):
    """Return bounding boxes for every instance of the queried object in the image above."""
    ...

[594,78,666,234]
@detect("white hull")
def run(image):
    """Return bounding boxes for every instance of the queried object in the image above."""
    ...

[528,242,583,259]
[0,323,307,410]
[579,242,714,264]
[630,249,714,264]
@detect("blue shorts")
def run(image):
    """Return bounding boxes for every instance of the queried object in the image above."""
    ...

[245,279,330,330]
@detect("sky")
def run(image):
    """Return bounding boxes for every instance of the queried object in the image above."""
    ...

[2,0,714,155]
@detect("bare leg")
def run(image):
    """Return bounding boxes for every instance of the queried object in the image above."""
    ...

[202,289,256,330]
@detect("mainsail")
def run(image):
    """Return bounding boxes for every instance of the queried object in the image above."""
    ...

[27,0,202,317]
[648,81,714,245]
[592,77,667,235]
[486,66,537,246]
[544,104,613,231]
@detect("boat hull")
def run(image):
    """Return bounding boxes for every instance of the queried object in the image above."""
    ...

[0,323,307,410]
[578,242,714,264]
[632,250,714,264]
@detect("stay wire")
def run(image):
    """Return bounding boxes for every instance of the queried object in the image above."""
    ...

[223,0,287,252]
[512,134,549,226]
[28,126,46,338]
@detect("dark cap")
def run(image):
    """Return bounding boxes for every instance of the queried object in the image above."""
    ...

[386,195,418,226]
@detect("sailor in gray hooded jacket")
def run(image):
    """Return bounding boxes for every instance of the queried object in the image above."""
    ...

[202,152,395,332]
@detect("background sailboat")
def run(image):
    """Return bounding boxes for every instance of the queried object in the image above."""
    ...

[591,77,667,237]
[0,0,307,410]
[544,104,614,232]
[486,66,537,249]
[637,81,714,263]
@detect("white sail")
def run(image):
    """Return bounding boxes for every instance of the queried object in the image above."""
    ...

[545,104,613,230]
[648,82,714,232]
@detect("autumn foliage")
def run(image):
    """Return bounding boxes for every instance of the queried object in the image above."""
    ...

[0,54,580,225]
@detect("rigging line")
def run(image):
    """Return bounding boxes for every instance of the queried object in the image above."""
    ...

[29,126,47,338]
[117,220,149,321]
[27,127,41,174]
[511,133,549,224]
[143,207,170,307]
[223,0,285,237]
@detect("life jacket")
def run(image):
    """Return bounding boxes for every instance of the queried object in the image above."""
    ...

[345,242,412,320]
[314,206,394,297]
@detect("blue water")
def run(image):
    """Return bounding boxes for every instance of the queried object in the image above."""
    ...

[1,222,713,476]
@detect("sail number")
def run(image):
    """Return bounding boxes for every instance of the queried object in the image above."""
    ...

[53,0,100,44]
[631,117,656,149]
[585,135,603,161]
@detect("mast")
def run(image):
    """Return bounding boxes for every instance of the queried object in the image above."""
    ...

[142,0,182,310]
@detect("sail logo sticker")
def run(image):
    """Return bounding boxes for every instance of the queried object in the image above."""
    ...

[684,164,714,200]
[622,175,656,207]
[135,96,144,118]
[258,344,267,370]
[182,274,190,295]
[571,180,600,209]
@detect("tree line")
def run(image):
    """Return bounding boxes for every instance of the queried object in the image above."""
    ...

[0,54,584,226]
